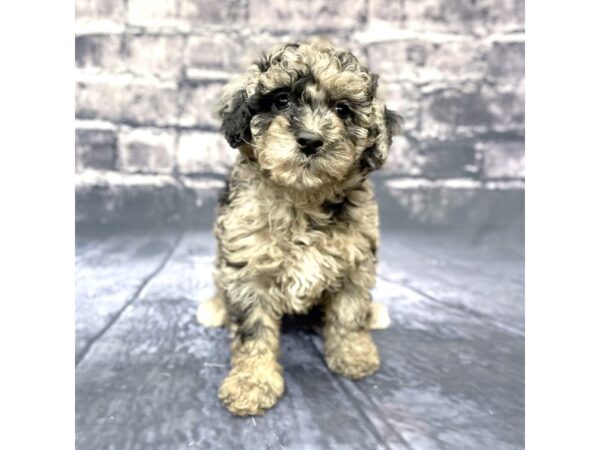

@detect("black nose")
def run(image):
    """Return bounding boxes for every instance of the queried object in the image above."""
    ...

[296,132,323,156]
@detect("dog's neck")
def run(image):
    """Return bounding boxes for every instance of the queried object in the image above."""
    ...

[247,161,367,211]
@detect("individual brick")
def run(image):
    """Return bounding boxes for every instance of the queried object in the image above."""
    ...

[419,81,523,137]
[118,128,177,174]
[75,0,126,22]
[178,81,225,129]
[177,132,236,175]
[418,138,479,178]
[368,0,404,25]
[478,138,524,179]
[248,0,366,33]
[384,134,479,179]
[367,39,486,83]
[382,135,425,177]
[487,40,525,84]
[75,128,117,171]
[403,0,525,35]
[127,0,179,26]
[184,33,244,73]
[179,0,246,25]
[483,82,524,134]
[125,34,185,79]
[76,79,179,126]
[75,34,126,72]
[382,81,421,134]
[420,82,493,139]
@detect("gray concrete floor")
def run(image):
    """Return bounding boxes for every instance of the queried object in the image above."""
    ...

[75,226,524,450]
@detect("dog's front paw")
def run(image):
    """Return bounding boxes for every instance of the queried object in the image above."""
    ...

[218,359,285,416]
[325,331,380,379]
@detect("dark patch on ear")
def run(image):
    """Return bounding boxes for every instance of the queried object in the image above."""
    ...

[359,144,383,173]
[254,52,270,72]
[384,108,404,139]
[220,91,253,148]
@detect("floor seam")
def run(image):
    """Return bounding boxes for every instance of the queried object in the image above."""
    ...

[395,278,524,337]
[75,229,186,367]
[304,334,408,450]
[352,381,415,450]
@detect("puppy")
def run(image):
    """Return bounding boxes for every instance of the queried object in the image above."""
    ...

[198,39,402,416]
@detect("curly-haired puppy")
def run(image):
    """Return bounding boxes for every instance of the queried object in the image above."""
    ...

[197,39,402,416]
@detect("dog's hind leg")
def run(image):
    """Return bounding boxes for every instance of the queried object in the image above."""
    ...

[196,293,228,328]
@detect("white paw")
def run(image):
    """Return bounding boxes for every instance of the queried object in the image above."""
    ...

[196,296,227,328]
[369,302,391,330]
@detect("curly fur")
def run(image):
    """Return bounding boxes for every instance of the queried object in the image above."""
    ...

[199,39,403,416]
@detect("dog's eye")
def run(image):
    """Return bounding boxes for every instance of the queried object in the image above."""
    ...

[335,103,351,119]
[273,93,290,110]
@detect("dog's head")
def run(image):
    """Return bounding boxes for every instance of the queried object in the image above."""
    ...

[219,39,403,191]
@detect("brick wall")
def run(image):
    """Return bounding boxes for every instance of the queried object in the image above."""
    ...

[75,0,525,227]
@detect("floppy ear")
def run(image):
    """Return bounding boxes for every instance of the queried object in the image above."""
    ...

[219,81,253,149]
[360,101,404,173]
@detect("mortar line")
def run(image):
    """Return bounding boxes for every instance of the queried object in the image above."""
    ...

[75,229,185,367]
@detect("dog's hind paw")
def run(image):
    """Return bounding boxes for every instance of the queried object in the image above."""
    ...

[369,302,391,330]
[196,295,227,328]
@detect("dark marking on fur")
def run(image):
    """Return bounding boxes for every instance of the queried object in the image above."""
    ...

[322,196,357,221]
[218,177,231,207]
[255,52,270,72]
[224,259,248,269]
[238,319,262,343]
[291,72,317,99]
[384,107,404,144]
[220,91,253,148]
[227,299,254,328]
[359,144,382,173]
[369,73,379,98]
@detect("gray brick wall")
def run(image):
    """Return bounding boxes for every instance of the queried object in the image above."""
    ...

[75,0,524,226]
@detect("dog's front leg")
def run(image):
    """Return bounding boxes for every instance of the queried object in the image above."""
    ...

[323,263,380,379]
[218,297,284,416]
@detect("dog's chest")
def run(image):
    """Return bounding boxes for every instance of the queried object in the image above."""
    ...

[251,209,368,311]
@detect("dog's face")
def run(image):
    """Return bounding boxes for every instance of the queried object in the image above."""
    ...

[220,40,402,191]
